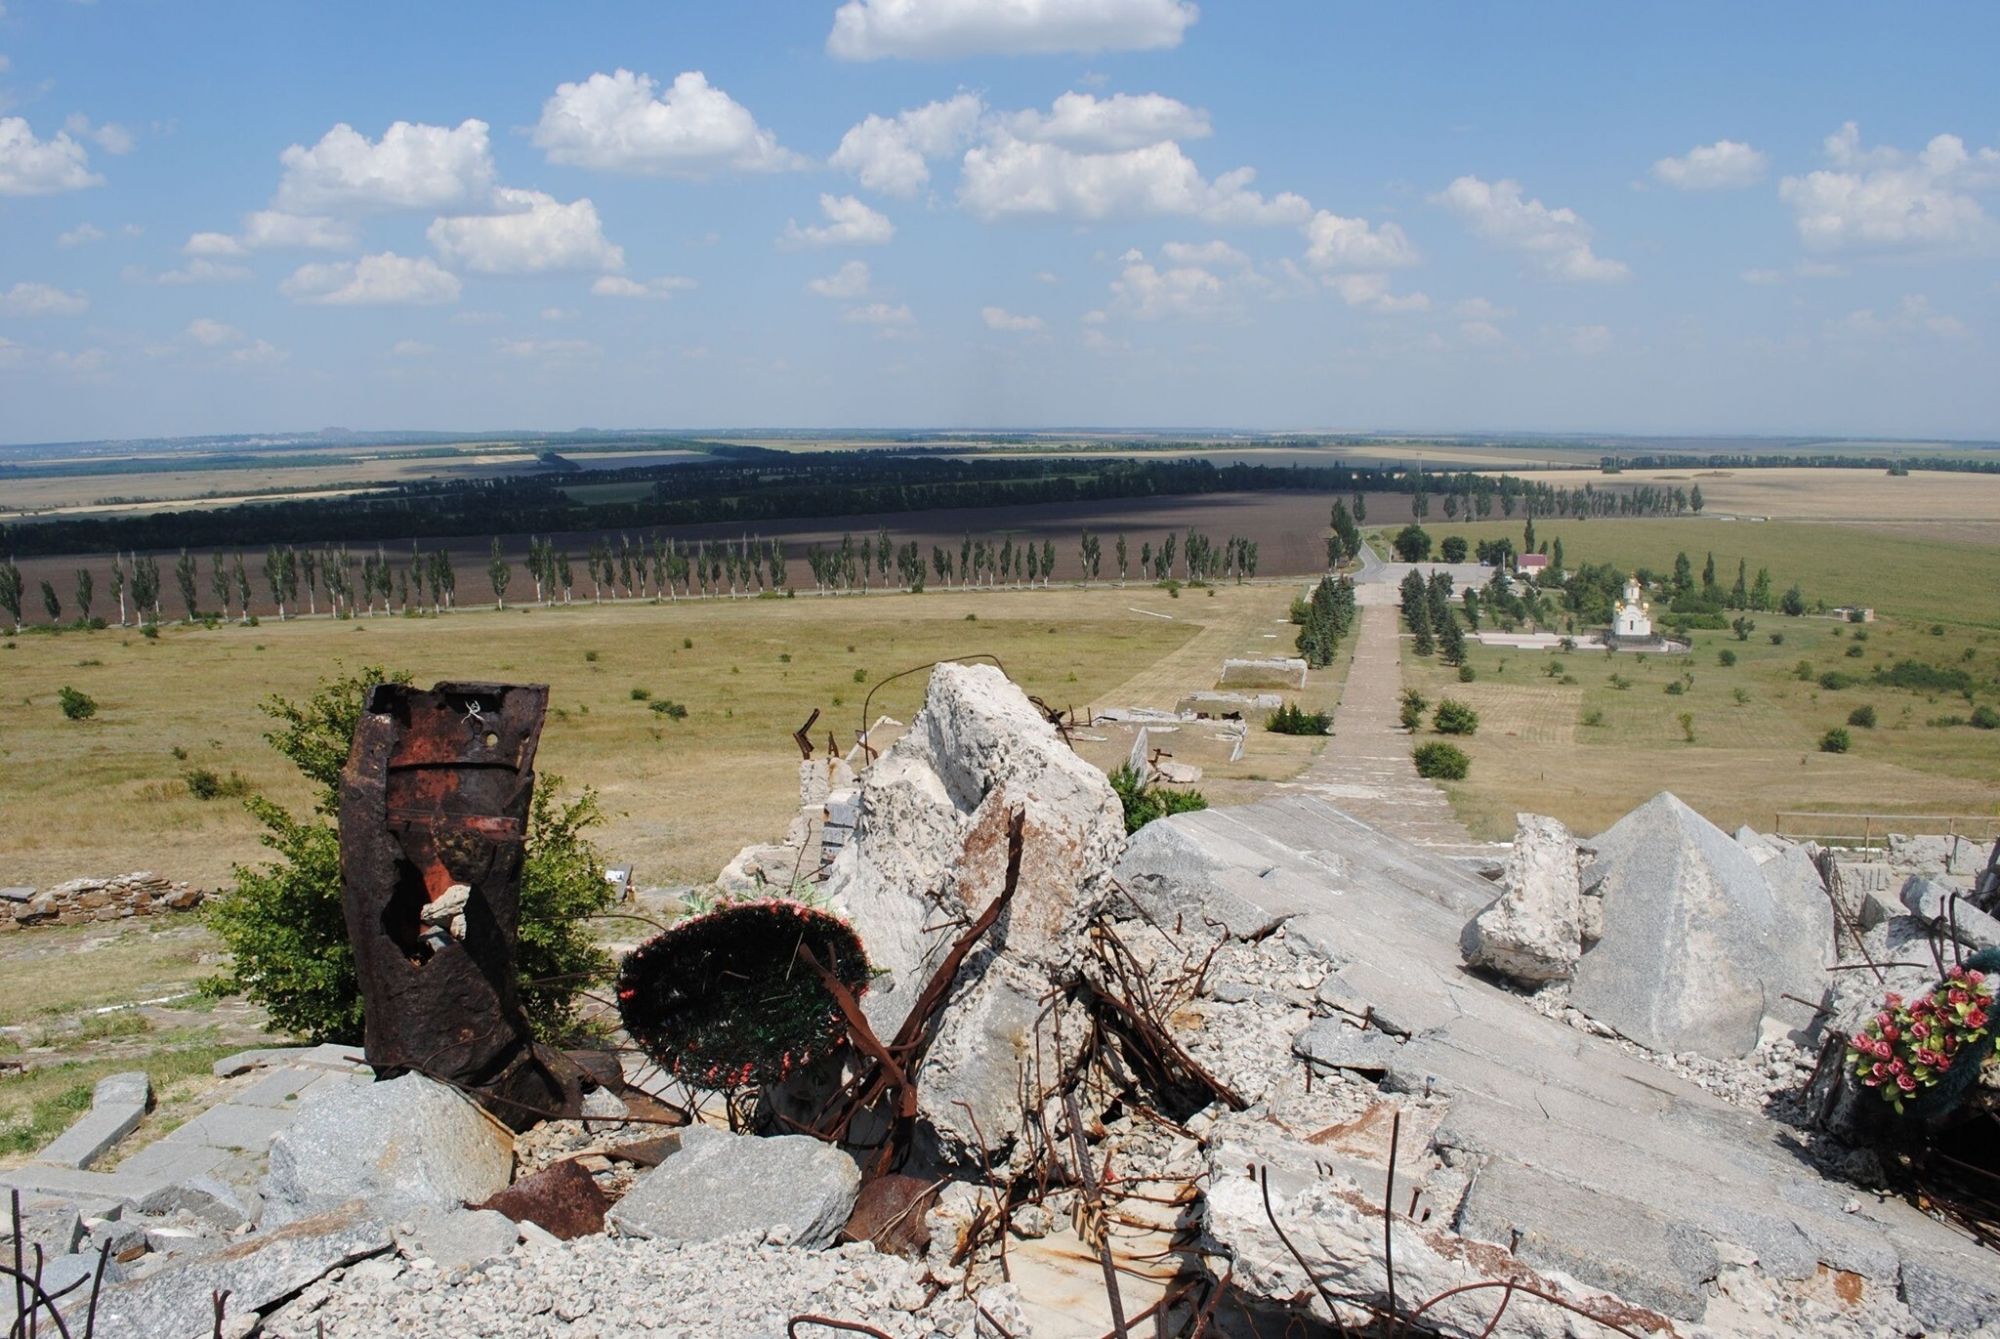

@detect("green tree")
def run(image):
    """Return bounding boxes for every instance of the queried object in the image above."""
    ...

[176,549,200,620]
[73,567,94,622]
[1690,484,1704,514]
[1351,491,1366,525]
[1440,535,1469,564]
[203,666,617,1043]
[40,579,61,624]
[1780,584,1806,617]
[1391,524,1432,563]
[0,557,21,632]
[488,537,512,609]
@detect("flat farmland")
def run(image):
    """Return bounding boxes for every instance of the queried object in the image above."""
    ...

[1480,466,2000,522]
[7,490,1409,624]
[0,583,1321,893]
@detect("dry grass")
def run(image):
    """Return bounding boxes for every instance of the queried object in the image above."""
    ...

[1476,466,2000,522]
[0,584,1329,892]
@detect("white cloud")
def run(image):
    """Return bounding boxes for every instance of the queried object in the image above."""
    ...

[1453,297,1511,321]
[830,93,983,197]
[56,222,105,247]
[389,339,435,357]
[428,188,624,275]
[843,301,916,329]
[1652,139,1766,191]
[227,338,286,367]
[276,119,494,213]
[533,69,803,176]
[63,113,134,156]
[807,259,871,298]
[1433,175,1629,282]
[183,317,241,346]
[1568,324,1613,355]
[1325,272,1429,313]
[497,337,599,362]
[1829,293,1968,340]
[183,231,247,258]
[1740,268,1784,285]
[0,281,88,316]
[281,252,462,306]
[0,116,103,195]
[782,193,895,248]
[240,211,357,251]
[1302,210,1418,270]
[1459,319,1508,348]
[47,347,108,376]
[1004,91,1209,153]
[132,257,252,286]
[1107,250,1234,321]
[541,307,578,321]
[1779,122,1999,254]
[1160,239,1247,268]
[828,0,1197,59]
[592,274,696,299]
[960,135,1309,225]
[981,306,1044,332]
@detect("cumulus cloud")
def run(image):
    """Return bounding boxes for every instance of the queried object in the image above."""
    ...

[63,113,135,156]
[1324,272,1429,313]
[960,136,1309,225]
[183,317,242,346]
[807,259,871,298]
[281,252,462,306]
[0,116,103,196]
[1003,91,1209,153]
[830,93,983,197]
[131,257,252,286]
[1433,175,1629,282]
[241,211,357,250]
[981,306,1044,332]
[183,231,247,258]
[389,339,435,357]
[1828,293,1968,340]
[828,0,1197,60]
[1567,324,1613,355]
[842,301,916,333]
[533,69,803,176]
[1160,239,1247,268]
[56,222,106,247]
[782,193,895,247]
[428,188,624,275]
[0,281,88,316]
[276,119,494,213]
[1106,249,1236,321]
[1779,122,1999,254]
[1302,210,1417,270]
[497,337,598,362]
[592,274,697,299]
[1652,139,1767,190]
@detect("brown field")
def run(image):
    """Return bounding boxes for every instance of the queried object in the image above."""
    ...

[8,490,1414,624]
[1477,466,2000,522]
[0,582,1321,894]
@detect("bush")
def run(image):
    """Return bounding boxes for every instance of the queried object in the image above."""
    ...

[1457,664,1476,683]
[1581,709,1605,727]
[1844,643,1865,659]
[649,699,689,719]
[1873,660,1974,695]
[202,665,616,1044]
[1678,711,1696,743]
[1266,702,1332,736]
[1717,649,1736,667]
[1432,699,1480,735]
[1412,741,1470,780]
[1664,680,1685,696]
[1609,673,1630,690]
[183,767,252,800]
[1398,688,1428,731]
[1819,727,1851,754]
[1972,705,2000,730]
[1794,660,1814,681]
[1818,671,1856,691]
[1108,764,1208,834]
[1768,632,1785,646]
[1440,536,1469,563]
[56,685,96,720]
[1847,704,1877,728]
[630,687,651,701]
[852,667,867,683]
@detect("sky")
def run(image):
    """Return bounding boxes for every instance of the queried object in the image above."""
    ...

[0,0,1997,444]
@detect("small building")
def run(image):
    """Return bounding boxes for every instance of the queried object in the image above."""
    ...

[1831,605,1876,623]
[1612,575,1653,642]
[1516,553,1551,579]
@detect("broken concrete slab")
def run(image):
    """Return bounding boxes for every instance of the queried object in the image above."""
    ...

[1218,656,1308,690]
[1,1194,85,1254]
[1569,792,1831,1058]
[261,1074,513,1228]
[35,1071,150,1170]
[137,1174,260,1233]
[607,1126,860,1250]
[1900,874,2000,949]
[392,1207,519,1276]
[1460,814,1585,985]
[1291,1018,1402,1073]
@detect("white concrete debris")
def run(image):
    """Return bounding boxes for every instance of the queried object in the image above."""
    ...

[1460,814,1586,985]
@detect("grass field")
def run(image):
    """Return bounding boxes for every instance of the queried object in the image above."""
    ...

[1388,517,2000,842]
[1472,466,2000,523]
[1407,517,2000,630]
[0,582,1317,892]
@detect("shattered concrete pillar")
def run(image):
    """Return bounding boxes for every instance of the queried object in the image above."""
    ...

[339,680,582,1129]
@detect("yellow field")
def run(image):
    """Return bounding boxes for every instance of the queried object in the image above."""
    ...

[1479,466,2000,522]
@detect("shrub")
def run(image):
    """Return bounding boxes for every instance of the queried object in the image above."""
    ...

[1845,643,1865,659]
[1818,671,1856,691]
[1581,709,1605,727]
[1664,680,1685,696]
[630,687,651,701]
[1432,699,1480,735]
[1457,664,1476,683]
[584,650,599,663]
[1412,741,1470,780]
[852,667,867,683]
[683,637,694,649]
[1972,705,2000,730]
[202,665,615,1044]
[1930,624,1946,636]
[1768,632,1784,646]
[1794,660,1814,681]
[1108,764,1208,834]
[57,685,97,720]
[1873,660,1973,695]
[1678,711,1696,743]
[649,699,689,719]
[1819,727,1852,754]
[183,767,252,800]
[1733,687,1751,705]
[1717,649,1736,667]
[1266,702,1332,736]
[1398,688,1428,731]
[140,625,159,640]
[1847,704,1877,728]
[1609,673,1630,691]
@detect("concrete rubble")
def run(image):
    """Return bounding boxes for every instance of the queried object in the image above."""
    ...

[8,662,1998,1339]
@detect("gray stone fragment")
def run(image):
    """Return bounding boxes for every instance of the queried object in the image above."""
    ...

[1291,1018,1402,1073]
[393,1207,519,1276]
[1460,814,1584,985]
[138,1175,260,1232]
[1901,1257,2000,1335]
[1569,792,1830,1058]
[0,1252,125,1332]
[1901,875,2000,949]
[35,1072,150,1170]
[260,1074,513,1228]
[90,1201,390,1339]
[2,1195,85,1253]
[607,1126,860,1249]
[1115,819,1295,941]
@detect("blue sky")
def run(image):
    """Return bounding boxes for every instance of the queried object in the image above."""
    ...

[1,0,1996,443]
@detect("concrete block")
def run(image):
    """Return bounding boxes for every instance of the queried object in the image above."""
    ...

[170,1102,292,1153]
[233,1068,319,1110]
[35,1073,150,1170]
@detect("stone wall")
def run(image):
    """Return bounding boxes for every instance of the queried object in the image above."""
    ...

[0,873,204,932]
